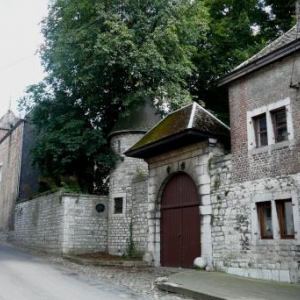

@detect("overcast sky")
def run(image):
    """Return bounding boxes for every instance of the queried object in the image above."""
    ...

[0,0,48,117]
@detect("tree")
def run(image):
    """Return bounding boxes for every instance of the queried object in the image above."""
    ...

[19,0,209,193]
[190,0,296,120]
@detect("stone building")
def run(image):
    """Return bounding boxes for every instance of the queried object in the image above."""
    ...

[107,101,160,256]
[126,102,230,268]
[124,8,300,283]
[213,19,300,283]
[2,3,300,285]
[0,111,40,239]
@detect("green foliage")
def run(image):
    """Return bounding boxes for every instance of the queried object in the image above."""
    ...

[191,0,296,118]
[18,0,209,194]
[18,0,296,192]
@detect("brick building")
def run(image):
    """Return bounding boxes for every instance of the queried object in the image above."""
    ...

[125,7,300,283]
[2,4,300,285]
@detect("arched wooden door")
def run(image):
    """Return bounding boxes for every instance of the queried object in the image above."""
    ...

[161,173,200,268]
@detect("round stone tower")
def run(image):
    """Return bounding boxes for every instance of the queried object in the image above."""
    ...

[107,101,160,256]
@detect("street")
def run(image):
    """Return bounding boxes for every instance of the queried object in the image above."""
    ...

[0,242,150,300]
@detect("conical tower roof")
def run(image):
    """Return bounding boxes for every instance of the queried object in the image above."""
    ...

[108,100,161,138]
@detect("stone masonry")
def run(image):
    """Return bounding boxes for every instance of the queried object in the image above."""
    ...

[108,133,149,256]
[13,192,108,254]
[145,140,226,267]
[210,154,300,283]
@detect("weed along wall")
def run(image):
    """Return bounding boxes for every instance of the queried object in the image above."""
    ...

[13,192,108,254]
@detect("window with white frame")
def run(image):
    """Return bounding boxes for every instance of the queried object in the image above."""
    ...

[255,198,295,240]
[247,98,293,151]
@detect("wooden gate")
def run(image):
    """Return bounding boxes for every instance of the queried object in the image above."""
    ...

[161,173,200,268]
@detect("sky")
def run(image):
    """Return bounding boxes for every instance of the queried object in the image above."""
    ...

[0,0,48,118]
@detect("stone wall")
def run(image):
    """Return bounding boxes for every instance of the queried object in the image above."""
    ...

[131,178,149,254]
[210,155,300,283]
[108,132,149,256]
[60,194,108,254]
[13,192,108,254]
[146,141,226,267]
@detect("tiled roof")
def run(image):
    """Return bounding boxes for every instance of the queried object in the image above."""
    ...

[235,26,299,71]
[125,102,230,158]
[219,24,300,85]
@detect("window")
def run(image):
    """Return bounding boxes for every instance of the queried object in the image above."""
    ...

[257,201,273,239]
[247,98,293,151]
[272,108,288,143]
[252,197,299,243]
[276,199,294,239]
[0,165,2,182]
[254,114,268,147]
[114,197,123,214]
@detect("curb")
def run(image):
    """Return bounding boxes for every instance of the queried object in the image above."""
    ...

[63,255,148,267]
[157,282,225,300]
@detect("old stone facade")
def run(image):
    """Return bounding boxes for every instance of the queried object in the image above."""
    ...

[108,133,149,256]
[2,14,300,286]
[211,25,300,283]
[210,155,300,283]
[146,141,225,267]
[13,192,108,254]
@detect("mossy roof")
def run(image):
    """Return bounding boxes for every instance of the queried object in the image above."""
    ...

[125,102,230,158]
[108,100,161,138]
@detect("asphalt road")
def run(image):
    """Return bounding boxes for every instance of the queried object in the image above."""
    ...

[0,242,150,300]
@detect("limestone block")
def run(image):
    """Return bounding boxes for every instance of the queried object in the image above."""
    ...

[227,267,246,277]
[199,174,211,185]
[200,206,212,215]
[279,270,290,283]
[201,195,211,206]
[271,270,279,281]
[199,184,210,195]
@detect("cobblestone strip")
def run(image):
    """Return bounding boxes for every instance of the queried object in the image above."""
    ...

[8,244,192,300]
